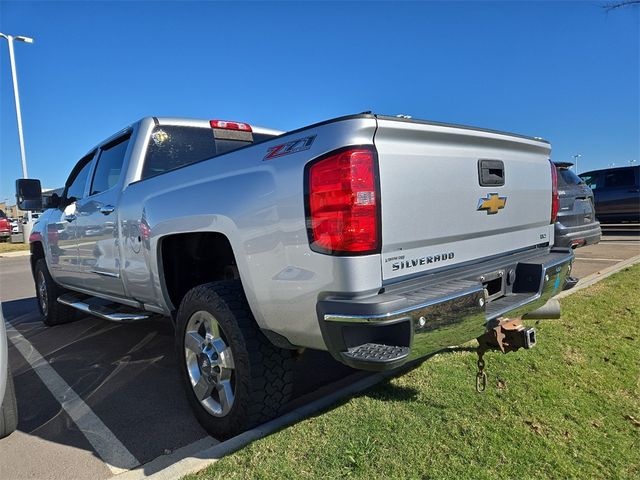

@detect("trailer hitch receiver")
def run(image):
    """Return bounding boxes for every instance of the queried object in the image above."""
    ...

[478,318,536,354]
[474,318,536,392]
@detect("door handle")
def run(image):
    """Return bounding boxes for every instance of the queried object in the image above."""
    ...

[628,188,640,193]
[64,214,76,222]
[100,205,115,215]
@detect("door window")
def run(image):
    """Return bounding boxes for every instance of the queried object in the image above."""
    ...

[580,173,599,190]
[65,152,96,201]
[604,169,635,188]
[90,134,131,195]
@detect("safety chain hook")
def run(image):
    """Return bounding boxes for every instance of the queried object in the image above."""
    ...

[476,351,487,393]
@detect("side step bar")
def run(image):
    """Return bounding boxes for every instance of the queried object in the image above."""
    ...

[57,292,151,322]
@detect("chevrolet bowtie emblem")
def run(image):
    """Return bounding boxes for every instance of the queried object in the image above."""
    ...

[477,193,507,214]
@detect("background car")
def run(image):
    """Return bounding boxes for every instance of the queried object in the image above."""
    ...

[554,162,601,248]
[0,309,18,439]
[579,165,640,223]
[0,210,11,243]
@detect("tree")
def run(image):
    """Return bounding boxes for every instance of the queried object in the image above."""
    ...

[603,1,640,11]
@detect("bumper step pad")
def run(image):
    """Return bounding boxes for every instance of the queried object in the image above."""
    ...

[342,343,410,366]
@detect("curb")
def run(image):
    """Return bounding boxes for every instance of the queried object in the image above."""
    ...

[555,253,640,299]
[112,253,640,480]
[110,371,390,480]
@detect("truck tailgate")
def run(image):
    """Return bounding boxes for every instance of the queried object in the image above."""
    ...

[374,117,554,281]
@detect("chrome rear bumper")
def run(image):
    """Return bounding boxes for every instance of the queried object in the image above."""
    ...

[318,248,574,371]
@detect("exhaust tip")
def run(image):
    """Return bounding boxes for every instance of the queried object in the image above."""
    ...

[522,299,561,320]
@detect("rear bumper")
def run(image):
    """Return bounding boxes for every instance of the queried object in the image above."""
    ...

[554,221,601,248]
[0,231,10,238]
[318,247,573,371]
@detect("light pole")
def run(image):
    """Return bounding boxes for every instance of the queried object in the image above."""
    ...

[1,32,34,240]
[1,33,33,179]
[572,154,582,174]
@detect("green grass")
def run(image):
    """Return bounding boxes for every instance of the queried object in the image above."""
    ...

[188,265,640,480]
[0,241,29,253]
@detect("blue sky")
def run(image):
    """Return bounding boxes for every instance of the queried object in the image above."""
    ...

[1,1,638,201]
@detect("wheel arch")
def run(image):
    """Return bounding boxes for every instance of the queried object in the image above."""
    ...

[158,231,242,314]
[30,240,45,279]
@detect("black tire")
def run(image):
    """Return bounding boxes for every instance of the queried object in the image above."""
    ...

[176,281,295,439]
[0,363,18,439]
[34,258,77,326]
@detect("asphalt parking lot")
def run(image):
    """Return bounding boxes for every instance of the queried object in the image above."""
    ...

[1,226,638,480]
[0,258,360,480]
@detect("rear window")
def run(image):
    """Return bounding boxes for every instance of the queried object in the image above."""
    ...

[0,209,6,219]
[142,125,276,179]
[556,167,585,187]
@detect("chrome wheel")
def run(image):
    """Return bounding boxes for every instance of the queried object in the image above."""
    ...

[37,270,48,316]
[184,310,236,417]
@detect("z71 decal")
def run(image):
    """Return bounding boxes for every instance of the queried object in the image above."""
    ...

[264,135,316,160]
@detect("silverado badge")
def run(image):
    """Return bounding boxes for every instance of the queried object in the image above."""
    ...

[477,193,507,214]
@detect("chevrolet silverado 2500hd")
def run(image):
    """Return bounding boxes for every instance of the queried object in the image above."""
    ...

[17,113,573,438]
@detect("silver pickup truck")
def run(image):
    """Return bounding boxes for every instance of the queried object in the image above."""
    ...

[17,113,574,438]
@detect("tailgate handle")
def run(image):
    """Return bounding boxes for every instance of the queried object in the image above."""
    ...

[478,159,505,186]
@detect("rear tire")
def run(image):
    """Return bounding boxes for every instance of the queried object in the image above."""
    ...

[35,259,76,326]
[176,281,295,439]
[0,362,18,439]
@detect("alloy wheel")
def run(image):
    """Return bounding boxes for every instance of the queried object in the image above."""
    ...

[37,270,48,316]
[184,310,236,417]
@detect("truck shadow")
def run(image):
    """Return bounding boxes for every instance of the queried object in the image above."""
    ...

[1,296,362,471]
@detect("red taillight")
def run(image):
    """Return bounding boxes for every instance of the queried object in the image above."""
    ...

[307,147,380,254]
[209,120,252,132]
[550,160,559,224]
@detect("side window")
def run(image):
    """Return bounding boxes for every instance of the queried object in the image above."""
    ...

[580,173,599,190]
[604,169,635,188]
[90,134,131,195]
[65,153,95,201]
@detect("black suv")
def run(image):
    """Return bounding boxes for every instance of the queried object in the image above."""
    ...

[554,162,601,248]
[579,166,640,223]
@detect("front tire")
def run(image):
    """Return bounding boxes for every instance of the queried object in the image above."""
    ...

[34,259,76,326]
[176,281,295,439]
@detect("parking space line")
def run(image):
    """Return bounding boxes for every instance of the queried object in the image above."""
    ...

[6,323,140,475]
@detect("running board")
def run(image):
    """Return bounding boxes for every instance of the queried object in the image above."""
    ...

[57,292,151,322]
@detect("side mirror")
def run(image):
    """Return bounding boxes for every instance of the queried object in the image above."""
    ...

[16,178,43,211]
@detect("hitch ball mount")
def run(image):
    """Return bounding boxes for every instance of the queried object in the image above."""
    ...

[478,318,536,354]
